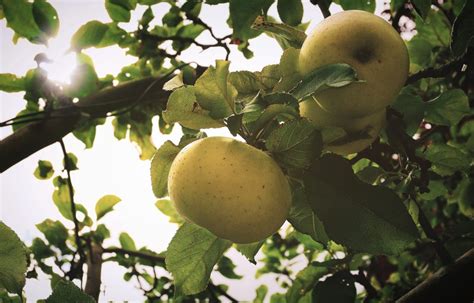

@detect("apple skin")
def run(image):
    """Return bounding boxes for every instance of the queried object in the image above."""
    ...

[299,10,409,118]
[168,137,292,243]
[300,98,385,155]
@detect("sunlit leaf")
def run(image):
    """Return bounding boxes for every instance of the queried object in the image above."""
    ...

[0,74,25,92]
[235,241,264,264]
[119,232,136,251]
[45,280,95,303]
[34,160,54,180]
[32,0,59,37]
[155,199,184,224]
[2,0,43,43]
[166,222,231,295]
[0,222,27,295]
[287,264,328,303]
[277,0,303,26]
[95,195,122,220]
[150,141,181,198]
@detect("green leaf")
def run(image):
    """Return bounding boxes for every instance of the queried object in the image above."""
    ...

[423,144,470,176]
[0,73,25,92]
[165,222,231,295]
[155,199,184,224]
[252,18,306,50]
[105,0,130,22]
[266,118,322,169]
[2,0,43,43]
[425,89,470,127]
[254,285,268,303]
[256,64,281,90]
[287,264,328,303]
[407,37,432,70]
[288,185,329,244]
[216,256,242,279]
[304,154,419,255]
[119,232,136,251]
[312,272,356,303]
[129,117,156,160]
[392,93,425,135]
[70,20,109,50]
[229,0,273,41]
[451,1,474,56]
[162,86,225,130]
[411,0,431,19]
[66,53,99,98]
[235,241,264,264]
[95,195,122,220]
[415,10,450,48]
[195,61,237,119]
[334,0,376,12]
[32,0,59,37]
[36,219,68,249]
[274,47,302,92]
[0,222,27,295]
[251,104,298,134]
[63,152,78,171]
[45,280,95,303]
[31,238,54,260]
[150,141,181,198]
[290,64,360,101]
[34,160,54,180]
[459,181,474,218]
[420,180,448,200]
[277,0,303,26]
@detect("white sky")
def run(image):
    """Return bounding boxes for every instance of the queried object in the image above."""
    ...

[0,0,387,301]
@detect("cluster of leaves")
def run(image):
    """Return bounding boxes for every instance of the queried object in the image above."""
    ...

[1,0,473,302]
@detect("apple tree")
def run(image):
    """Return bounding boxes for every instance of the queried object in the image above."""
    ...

[0,0,473,302]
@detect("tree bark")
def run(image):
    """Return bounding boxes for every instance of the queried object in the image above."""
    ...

[396,248,474,303]
[84,243,104,301]
[0,76,170,173]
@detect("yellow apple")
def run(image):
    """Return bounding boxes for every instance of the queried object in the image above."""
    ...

[299,10,409,118]
[168,137,291,243]
[300,98,385,155]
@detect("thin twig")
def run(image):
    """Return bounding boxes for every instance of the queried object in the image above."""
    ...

[208,283,239,303]
[59,139,85,280]
[102,247,165,264]
[406,55,466,84]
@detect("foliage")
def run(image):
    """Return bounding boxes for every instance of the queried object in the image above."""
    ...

[0,0,473,302]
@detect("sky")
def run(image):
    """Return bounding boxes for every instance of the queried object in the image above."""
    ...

[0,0,387,301]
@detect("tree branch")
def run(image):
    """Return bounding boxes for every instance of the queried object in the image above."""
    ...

[84,242,103,301]
[406,55,466,84]
[396,248,474,303]
[102,247,165,265]
[310,0,331,18]
[0,76,170,173]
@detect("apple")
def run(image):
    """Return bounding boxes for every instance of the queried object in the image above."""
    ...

[300,97,385,155]
[168,137,291,243]
[299,10,409,118]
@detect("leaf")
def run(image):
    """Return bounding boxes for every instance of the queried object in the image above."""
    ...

[155,199,184,224]
[2,0,43,43]
[254,285,268,303]
[70,20,109,50]
[334,0,376,12]
[256,64,281,90]
[286,264,328,303]
[105,0,131,22]
[423,144,470,176]
[392,93,425,135]
[165,222,231,295]
[162,86,225,130]
[407,37,432,70]
[425,89,470,127]
[95,195,122,220]
[266,118,322,169]
[312,272,356,303]
[290,64,360,101]
[229,0,273,41]
[63,152,78,171]
[32,0,59,37]
[194,61,237,119]
[0,222,27,295]
[415,10,450,48]
[235,241,264,264]
[251,104,298,133]
[36,219,68,249]
[252,18,306,50]
[34,160,54,180]
[288,185,329,244]
[45,280,95,303]
[150,141,181,198]
[0,73,25,92]
[119,232,136,251]
[163,73,184,91]
[274,47,302,92]
[411,0,431,19]
[451,1,474,56]
[277,0,303,26]
[304,154,419,255]
[216,256,242,279]
[129,118,156,160]
[67,53,99,98]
